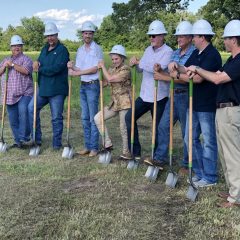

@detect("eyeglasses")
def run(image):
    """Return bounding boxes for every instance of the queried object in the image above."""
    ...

[149,35,156,38]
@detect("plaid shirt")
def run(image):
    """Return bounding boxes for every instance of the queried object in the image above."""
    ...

[0,53,33,105]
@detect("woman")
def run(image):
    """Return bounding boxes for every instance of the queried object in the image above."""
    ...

[94,45,132,159]
[0,35,33,148]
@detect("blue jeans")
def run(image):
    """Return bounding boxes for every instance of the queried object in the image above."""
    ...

[125,97,168,157]
[28,94,66,148]
[154,91,188,167]
[184,110,218,183]
[7,96,32,144]
[80,82,100,151]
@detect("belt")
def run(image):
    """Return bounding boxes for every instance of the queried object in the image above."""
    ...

[174,88,187,94]
[81,80,99,85]
[217,102,239,108]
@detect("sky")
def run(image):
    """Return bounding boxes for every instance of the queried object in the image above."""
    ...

[0,0,209,41]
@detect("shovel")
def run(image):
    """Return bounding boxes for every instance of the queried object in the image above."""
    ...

[145,80,160,181]
[127,66,139,170]
[0,68,9,153]
[98,68,112,164]
[62,77,74,159]
[186,78,198,201]
[165,78,179,188]
[29,72,40,156]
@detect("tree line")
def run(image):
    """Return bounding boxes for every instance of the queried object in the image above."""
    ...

[0,0,239,52]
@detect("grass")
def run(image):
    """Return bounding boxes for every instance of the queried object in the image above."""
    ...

[0,51,239,240]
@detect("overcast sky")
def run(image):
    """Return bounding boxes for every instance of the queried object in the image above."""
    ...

[1,0,208,40]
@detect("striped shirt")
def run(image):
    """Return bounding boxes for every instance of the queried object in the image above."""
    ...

[0,53,33,105]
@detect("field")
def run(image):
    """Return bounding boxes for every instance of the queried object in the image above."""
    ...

[0,52,239,240]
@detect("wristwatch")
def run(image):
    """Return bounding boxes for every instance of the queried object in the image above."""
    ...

[11,63,15,67]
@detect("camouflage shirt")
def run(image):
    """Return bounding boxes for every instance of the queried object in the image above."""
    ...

[108,64,131,111]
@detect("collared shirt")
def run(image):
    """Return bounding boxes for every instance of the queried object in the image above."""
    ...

[38,41,69,97]
[170,44,195,89]
[75,41,103,82]
[0,53,33,105]
[139,44,173,102]
[185,43,222,112]
[108,64,131,111]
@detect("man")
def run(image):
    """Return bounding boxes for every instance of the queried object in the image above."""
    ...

[0,35,33,148]
[126,20,173,159]
[144,21,195,171]
[186,19,240,207]
[29,22,69,150]
[68,21,103,157]
[169,19,222,187]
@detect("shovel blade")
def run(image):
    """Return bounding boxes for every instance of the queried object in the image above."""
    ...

[62,146,74,159]
[186,185,199,202]
[151,167,160,182]
[0,142,7,153]
[145,166,155,179]
[165,172,179,188]
[98,151,112,164]
[29,145,40,157]
[127,160,139,170]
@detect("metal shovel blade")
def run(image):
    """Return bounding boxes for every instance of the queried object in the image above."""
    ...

[127,160,139,170]
[98,150,112,164]
[0,142,7,153]
[29,145,40,157]
[165,172,179,188]
[186,185,199,202]
[62,146,74,159]
[151,167,160,182]
[145,166,155,179]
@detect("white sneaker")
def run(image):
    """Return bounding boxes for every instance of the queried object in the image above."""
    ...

[194,179,217,188]
[187,176,200,184]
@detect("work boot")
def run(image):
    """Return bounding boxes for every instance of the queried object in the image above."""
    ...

[120,152,133,160]
[89,150,98,157]
[77,149,90,155]
[178,167,189,176]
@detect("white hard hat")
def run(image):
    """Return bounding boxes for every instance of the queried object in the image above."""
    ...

[222,19,240,37]
[174,21,193,35]
[81,21,96,32]
[147,20,167,35]
[10,35,24,46]
[109,45,127,58]
[192,19,215,35]
[44,22,59,36]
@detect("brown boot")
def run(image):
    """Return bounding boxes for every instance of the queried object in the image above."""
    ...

[77,149,90,155]
[89,150,98,157]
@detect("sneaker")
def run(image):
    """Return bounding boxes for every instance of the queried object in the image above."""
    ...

[120,152,133,160]
[77,149,90,155]
[89,150,98,157]
[187,176,201,184]
[9,143,23,149]
[194,179,217,188]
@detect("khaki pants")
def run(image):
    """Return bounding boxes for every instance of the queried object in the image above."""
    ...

[216,107,240,203]
[94,107,129,154]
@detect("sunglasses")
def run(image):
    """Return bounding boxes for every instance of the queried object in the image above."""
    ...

[149,35,157,38]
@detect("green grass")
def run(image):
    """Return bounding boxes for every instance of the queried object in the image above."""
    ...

[0,51,239,240]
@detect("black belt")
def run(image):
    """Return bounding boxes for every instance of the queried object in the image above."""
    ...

[217,102,239,108]
[174,88,187,94]
[81,80,99,85]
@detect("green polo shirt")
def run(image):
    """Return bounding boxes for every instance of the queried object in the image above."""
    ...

[38,41,69,97]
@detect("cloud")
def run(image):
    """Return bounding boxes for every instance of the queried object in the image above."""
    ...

[34,8,104,28]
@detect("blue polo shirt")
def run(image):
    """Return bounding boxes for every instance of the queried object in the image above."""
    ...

[170,44,195,89]
[185,43,222,112]
[217,53,240,104]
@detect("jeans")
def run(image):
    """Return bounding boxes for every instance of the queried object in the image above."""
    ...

[7,96,32,144]
[125,97,168,157]
[154,91,188,167]
[80,82,100,151]
[28,94,66,148]
[184,110,218,183]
